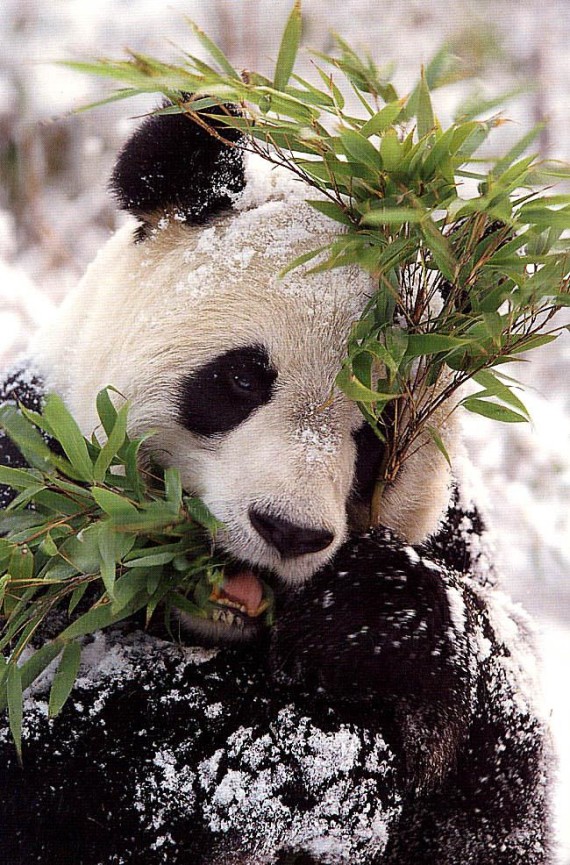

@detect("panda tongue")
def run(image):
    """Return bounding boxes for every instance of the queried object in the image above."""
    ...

[220,571,264,615]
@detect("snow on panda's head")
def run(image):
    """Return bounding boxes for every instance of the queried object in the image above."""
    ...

[32,102,453,593]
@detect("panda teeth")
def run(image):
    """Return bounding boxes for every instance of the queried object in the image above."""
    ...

[211,607,245,630]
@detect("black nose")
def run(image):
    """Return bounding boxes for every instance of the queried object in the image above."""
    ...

[249,508,334,558]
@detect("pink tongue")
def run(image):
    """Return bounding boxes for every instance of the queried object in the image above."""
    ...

[221,571,264,613]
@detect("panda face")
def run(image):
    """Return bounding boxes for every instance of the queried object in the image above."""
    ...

[128,220,374,584]
[31,103,454,601]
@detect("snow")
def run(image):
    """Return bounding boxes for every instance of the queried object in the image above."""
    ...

[1,0,569,860]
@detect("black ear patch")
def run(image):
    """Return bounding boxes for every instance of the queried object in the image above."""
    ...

[110,99,245,232]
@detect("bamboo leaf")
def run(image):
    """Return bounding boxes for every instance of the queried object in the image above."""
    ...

[404,333,469,358]
[186,20,240,79]
[184,498,223,532]
[0,466,45,492]
[7,664,23,764]
[426,425,452,467]
[360,100,404,137]
[339,128,381,171]
[18,641,65,694]
[48,641,82,718]
[416,68,435,139]
[279,245,328,277]
[336,366,399,403]
[0,404,54,472]
[274,0,303,91]
[43,395,94,482]
[461,397,528,423]
[90,487,139,520]
[362,207,424,225]
[306,199,353,225]
[93,401,129,482]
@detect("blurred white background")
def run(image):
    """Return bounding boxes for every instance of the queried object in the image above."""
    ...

[0,0,568,858]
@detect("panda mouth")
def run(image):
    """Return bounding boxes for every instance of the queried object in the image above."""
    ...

[208,567,270,631]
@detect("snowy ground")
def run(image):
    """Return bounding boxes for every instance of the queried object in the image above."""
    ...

[1,0,569,859]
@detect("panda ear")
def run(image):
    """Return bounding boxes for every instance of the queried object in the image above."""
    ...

[110,98,245,234]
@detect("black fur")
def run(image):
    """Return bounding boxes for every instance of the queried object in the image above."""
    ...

[423,486,497,585]
[176,344,277,437]
[110,100,245,232]
[0,366,552,863]
[0,530,552,864]
[351,421,385,504]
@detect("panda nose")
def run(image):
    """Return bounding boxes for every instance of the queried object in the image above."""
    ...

[248,508,334,558]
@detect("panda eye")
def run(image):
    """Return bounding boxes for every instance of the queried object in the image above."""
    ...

[178,345,277,437]
[232,373,253,391]
[228,367,263,396]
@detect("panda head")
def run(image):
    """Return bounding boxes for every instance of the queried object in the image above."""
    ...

[33,99,454,626]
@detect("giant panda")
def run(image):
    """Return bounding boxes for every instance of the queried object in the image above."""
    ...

[0,102,554,864]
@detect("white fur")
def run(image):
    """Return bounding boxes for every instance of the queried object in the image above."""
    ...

[31,158,455,582]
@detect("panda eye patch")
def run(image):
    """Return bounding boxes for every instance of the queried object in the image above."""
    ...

[177,345,277,437]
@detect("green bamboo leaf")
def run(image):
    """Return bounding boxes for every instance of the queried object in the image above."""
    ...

[164,467,183,513]
[111,570,150,613]
[360,100,404,137]
[90,487,139,520]
[184,497,223,532]
[361,207,424,225]
[274,0,303,91]
[339,128,381,171]
[7,482,45,511]
[7,664,23,764]
[306,199,353,225]
[59,593,145,640]
[416,68,435,139]
[472,370,531,420]
[8,546,34,581]
[279,245,328,277]
[96,387,119,437]
[18,641,65,694]
[461,397,527,423]
[48,641,82,718]
[71,87,142,113]
[187,20,240,79]
[58,526,101,574]
[0,404,54,472]
[112,505,181,533]
[68,583,89,614]
[315,66,345,109]
[93,401,129,482]
[123,431,155,502]
[171,593,205,619]
[404,333,469,358]
[39,533,59,557]
[517,204,570,231]
[125,550,177,568]
[419,221,457,282]
[0,466,44,491]
[43,395,94,482]
[482,312,503,344]
[336,366,399,403]
[379,128,402,171]
[509,334,559,354]
[426,425,452,467]
[493,124,545,176]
